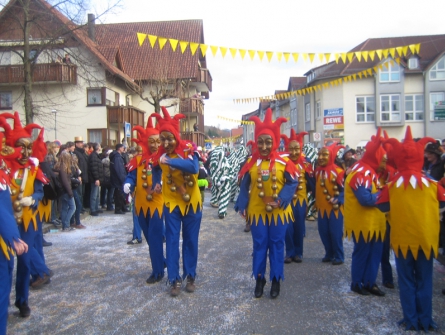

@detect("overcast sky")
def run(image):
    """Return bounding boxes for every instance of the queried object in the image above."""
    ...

[102,0,443,130]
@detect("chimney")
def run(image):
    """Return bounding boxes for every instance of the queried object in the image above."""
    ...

[88,13,95,42]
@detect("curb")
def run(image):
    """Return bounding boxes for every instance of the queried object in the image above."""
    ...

[43,212,90,234]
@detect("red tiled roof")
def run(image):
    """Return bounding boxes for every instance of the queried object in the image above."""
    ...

[94,20,204,81]
[231,127,244,137]
[310,34,445,81]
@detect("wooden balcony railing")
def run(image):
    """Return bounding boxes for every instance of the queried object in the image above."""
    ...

[0,63,77,85]
[192,67,212,91]
[107,106,145,125]
[180,131,205,148]
[179,99,204,115]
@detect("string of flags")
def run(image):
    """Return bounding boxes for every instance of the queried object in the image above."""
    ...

[217,115,254,125]
[204,134,242,143]
[233,58,402,104]
[136,32,420,65]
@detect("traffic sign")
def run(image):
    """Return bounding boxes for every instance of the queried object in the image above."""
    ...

[313,133,321,142]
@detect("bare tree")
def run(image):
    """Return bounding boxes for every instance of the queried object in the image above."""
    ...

[0,0,123,125]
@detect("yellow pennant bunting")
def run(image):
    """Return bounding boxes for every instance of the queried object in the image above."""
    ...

[396,47,403,58]
[362,51,369,62]
[292,53,299,63]
[148,35,157,48]
[355,52,362,62]
[395,58,401,65]
[375,49,382,60]
[248,50,256,60]
[340,53,347,64]
[179,41,188,54]
[283,52,290,62]
[210,45,219,56]
[308,53,315,63]
[389,48,396,58]
[347,53,354,63]
[276,52,283,62]
[415,43,421,53]
[137,33,147,46]
[324,53,331,63]
[409,44,416,54]
[382,49,389,59]
[402,46,408,56]
[302,53,308,62]
[239,49,246,60]
[257,51,265,61]
[169,38,179,51]
[189,42,199,55]
[318,53,324,63]
[220,47,228,58]
[158,37,168,50]
[369,50,375,61]
[266,52,274,62]
[200,44,208,57]
[228,48,236,59]
[334,53,340,64]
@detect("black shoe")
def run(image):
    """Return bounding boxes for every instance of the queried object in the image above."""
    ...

[106,207,114,211]
[146,274,163,284]
[254,277,266,298]
[42,239,52,247]
[243,223,251,232]
[351,283,370,296]
[383,282,395,289]
[218,213,226,219]
[270,279,280,299]
[115,210,126,214]
[284,257,292,264]
[332,259,344,265]
[15,301,31,317]
[90,212,99,216]
[293,255,302,263]
[97,210,103,214]
[127,239,142,245]
[365,284,385,297]
[322,257,331,263]
[51,220,61,227]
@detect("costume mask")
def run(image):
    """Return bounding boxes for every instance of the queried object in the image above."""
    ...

[288,140,301,161]
[15,137,33,165]
[257,134,273,157]
[160,131,177,155]
[148,134,160,154]
[318,148,330,167]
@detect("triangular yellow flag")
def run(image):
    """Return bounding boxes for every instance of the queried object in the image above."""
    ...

[229,48,237,59]
[292,53,299,63]
[308,53,316,63]
[402,46,409,57]
[302,53,308,62]
[363,71,368,78]
[382,49,389,59]
[352,74,357,80]
[367,69,372,76]
[169,38,179,52]
[220,47,228,58]
[148,35,157,48]
[395,58,401,65]
[415,43,421,54]
[137,33,147,46]
[389,48,396,58]
[199,44,208,57]
[158,37,168,50]
[379,64,384,71]
[355,52,362,62]
[276,52,283,62]
[317,85,322,91]
[338,78,343,84]
[239,49,246,60]
[408,44,416,54]
[257,51,265,61]
[283,52,290,62]
[373,66,378,73]
[375,49,382,60]
[248,50,256,60]
[334,53,340,64]
[266,52,274,62]
[346,53,354,63]
[210,45,219,56]
[340,53,347,64]
[189,42,199,55]
[362,51,369,62]
[325,53,331,63]
[396,47,403,58]
[369,50,375,61]
[318,53,324,63]
[179,41,189,54]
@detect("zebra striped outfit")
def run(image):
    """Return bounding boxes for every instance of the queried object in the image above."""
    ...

[209,146,231,217]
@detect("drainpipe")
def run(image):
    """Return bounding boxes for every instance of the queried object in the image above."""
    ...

[423,71,428,137]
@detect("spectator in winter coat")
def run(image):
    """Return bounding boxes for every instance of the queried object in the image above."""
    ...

[54,152,76,231]
[110,144,128,214]
[197,161,208,203]
[87,143,104,216]
[73,137,89,214]
[101,150,114,211]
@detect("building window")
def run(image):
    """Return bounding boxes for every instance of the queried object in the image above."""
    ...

[88,129,103,143]
[0,92,12,110]
[408,58,418,70]
[430,56,445,80]
[316,101,321,119]
[380,95,400,122]
[405,95,423,121]
[379,61,400,82]
[356,96,375,122]
[430,92,445,120]
[87,88,103,106]
[305,103,311,122]
[0,51,11,66]
[291,108,297,126]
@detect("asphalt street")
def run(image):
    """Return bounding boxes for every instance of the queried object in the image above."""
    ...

[6,192,445,335]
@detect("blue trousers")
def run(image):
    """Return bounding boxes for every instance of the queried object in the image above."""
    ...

[251,216,288,281]
[61,193,76,229]
[90,184,100,213]
[395,249,435,331]
[351,233,383,288]
[164,206,202,282]
[30,220,50,281]
[0,253,14,335]
[132,203,142,240]
[285,201,307,258]
[137,209,165,277]
[381,222,393,285]
[317,211,344,262]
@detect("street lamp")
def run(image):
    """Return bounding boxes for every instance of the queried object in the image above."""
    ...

[51,109,57,139]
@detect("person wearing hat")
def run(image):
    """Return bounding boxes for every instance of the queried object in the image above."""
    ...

[100,149,115,211]
[151,107,202,297]
[377,127,445,331]
[341,145,357,174]
[73,136,89,214]
[423,141,445,182]
[235,108,298,299]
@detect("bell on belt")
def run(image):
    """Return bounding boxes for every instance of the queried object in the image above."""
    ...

[265,205,273,212]
[187,181,194,187]
[170,186,176,192]
[142,169,147,174]
[298,185,303,190]
[272,193,278,200]
[326,195,331,200]
[323,189,328,194]
[16,217,22,224]
[257,183,263,189]
[331,178,336,183]
[166,180,172,185]
[15,205,23,212]
[334,191,340,196]
[293,194,298,199]
[258,191,265,198]
[271,184,278,190]
[17,194,23,200]
[332,204,339,210]
[11,189,17,196]
[142,182,148,188]
[146,194,153,201]
[182,193,191,202]
[257,178,262,183]
[320,182,325,187]
[13,200,21,209]
[333,185,338,190]
[272,176,277,182]
[141,174,147,180]
[184,175,190,180]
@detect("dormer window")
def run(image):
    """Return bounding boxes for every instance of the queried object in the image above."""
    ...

[430,56,445,80]
[408,57,418,69]
[379,60,400,82]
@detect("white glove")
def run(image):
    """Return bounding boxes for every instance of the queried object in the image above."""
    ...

[29,157,39,167]
[123,183,131,194]
[19,196,34,207]
[127,194,133,203]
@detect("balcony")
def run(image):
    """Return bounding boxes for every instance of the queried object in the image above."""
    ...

[107,106,145,125]
[179,98,204,115]
[0,63,77,86]
[190,67,212,94]
[180,131,205,148]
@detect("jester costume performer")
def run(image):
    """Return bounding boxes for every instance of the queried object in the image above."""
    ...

[124,116,165,284]
[377,127,445,331]
[0,132,28,335]
[314,144,345,265]
[235,108,298,299]
[344,129,387,296]
[0,113,48,317]
[209,146,231,218]
[281,130,314,263]
[152,107,202,297]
